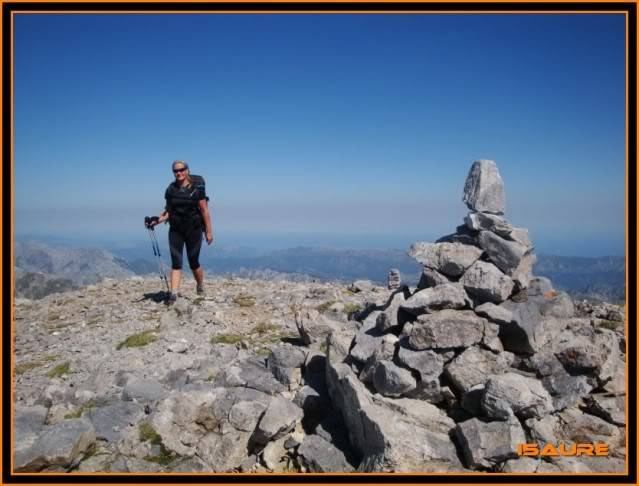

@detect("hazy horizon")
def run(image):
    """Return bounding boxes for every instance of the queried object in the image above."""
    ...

[15,228,626,259]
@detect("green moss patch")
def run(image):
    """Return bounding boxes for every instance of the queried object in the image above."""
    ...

[251,322,280,335]
[117,330,157,350]
[15,361,44,375]
[315,300,337,314]
[597,319,623,331]
[210,333,243,345]
[139,422,177,466]
[343,302,362,315]
[64,400,96,419]
[47,361,70,378]
[139,422,162,445]
[233,294,256,307]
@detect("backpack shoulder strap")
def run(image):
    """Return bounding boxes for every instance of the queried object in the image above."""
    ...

[189,174,209,202]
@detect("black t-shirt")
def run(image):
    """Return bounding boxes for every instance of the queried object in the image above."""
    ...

[165,181,207,228]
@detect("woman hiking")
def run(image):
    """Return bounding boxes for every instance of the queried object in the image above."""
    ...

[149,160,213,303]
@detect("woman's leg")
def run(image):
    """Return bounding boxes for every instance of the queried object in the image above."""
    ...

[185,226,204,291]
[192,266,204,288]
[168,227,185,294]
[171,269,182,293]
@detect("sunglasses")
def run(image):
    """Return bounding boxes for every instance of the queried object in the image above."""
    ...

[173,167,187,174]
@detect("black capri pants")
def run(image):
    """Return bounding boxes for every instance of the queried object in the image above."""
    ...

[168,223,203,270]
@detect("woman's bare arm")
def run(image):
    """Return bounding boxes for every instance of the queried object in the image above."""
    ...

[199,200,213,244]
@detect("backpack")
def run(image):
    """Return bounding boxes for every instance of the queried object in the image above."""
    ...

[189,175,210,203]
[165,174,210,228]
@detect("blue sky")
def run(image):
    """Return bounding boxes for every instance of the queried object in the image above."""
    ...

[14,13,626,256]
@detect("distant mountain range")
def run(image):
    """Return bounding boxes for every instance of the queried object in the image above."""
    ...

[13,240,626,303]
[532,255,625,303]
[14,241,135,299]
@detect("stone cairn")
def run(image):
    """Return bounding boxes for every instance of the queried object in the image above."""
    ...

[387,269,401,290]
[323,159,626,472]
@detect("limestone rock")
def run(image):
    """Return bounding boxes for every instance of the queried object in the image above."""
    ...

[583,394,625,426]
[372,360,417,397]
[527,276,554,296]
[508,227,532,249]
[445,346,514,394]
[252,397,303,445]
[198,429,253,472]
[400,283,471,316]
[121,378,168,403]
[464,212,512,237]
[294,384,329,416]
[417,267,450,290]
[294,308,344,346]
[407,242,483,277]
[409,310,485,350]
[359,335,398,384]
[481,372,553,419]
[14,405,48,457]
[396,346,443,382]
[555,335,607,373]
[527,406,623,454]
[267,344,307,388]
[499,296,569,354]
[474,302,514,325]
[481,322,503,352]
[229,400,269,432]
[326,359,462,472]
[297,435,354,472]
[261,436,290,472]
[150,389,222,457]
[529,350,596,411]
[350,331,384,364]
[462,159,505,214]
[327,327,357,364]
[15,419,96,472]
[511,252,536,289]
[596,328,626,393]
[86,401,145,443]
[501,457,542,473]
[213,358,287,395]
[375,290,408,332]
[540,291,574,318]
[478,231,526,275]
[460,260,514,304]
[455,417,526,469]
[396,347,443,402]
[436,224,480,246]
[350,280,374,293]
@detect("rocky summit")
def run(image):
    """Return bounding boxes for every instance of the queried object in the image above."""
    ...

[13,160,626,474]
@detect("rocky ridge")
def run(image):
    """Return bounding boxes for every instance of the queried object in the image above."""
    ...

[13,161,626,474]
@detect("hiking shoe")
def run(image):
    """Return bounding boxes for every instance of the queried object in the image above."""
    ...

[167,291,178,304]
[196,285,205,297]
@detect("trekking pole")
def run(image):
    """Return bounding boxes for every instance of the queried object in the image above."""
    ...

[144,217,170,292]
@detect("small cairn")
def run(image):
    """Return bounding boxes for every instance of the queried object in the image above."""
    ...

[387,268,401,290]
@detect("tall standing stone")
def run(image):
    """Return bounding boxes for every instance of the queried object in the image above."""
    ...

[462,160,506,214]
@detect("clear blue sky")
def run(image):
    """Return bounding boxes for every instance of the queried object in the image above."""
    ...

[14,13,626,256]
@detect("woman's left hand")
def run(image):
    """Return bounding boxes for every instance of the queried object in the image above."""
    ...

[206,231,213,245]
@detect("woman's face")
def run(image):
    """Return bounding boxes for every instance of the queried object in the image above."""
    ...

[173,163,188,183]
